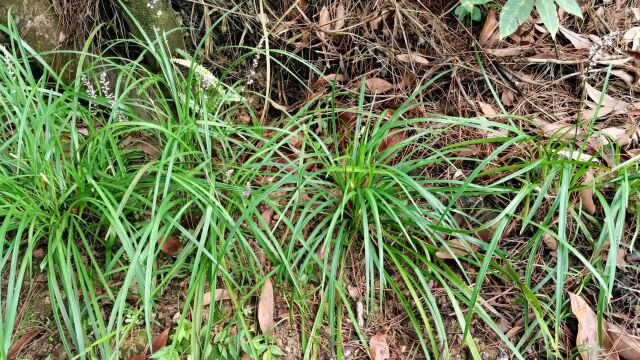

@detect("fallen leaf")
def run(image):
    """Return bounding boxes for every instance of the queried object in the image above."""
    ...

[370,334,390,360]
[260,207,275,229]
[378,131,406,152]
[477,101,498,116]
[580,171,596,215]
[8,328,43,360]
[159,234,183,256]
[258,278,274,334]
[152,328,170,353]
[607,323,640,360]
[203,289,232,306]
[559,26,592,49]
[616,248,628,271]
[622,27,640,46]
[364,78,395,94]
[334,3,346,31]
[501,89,515,106]
[534,119,583,139]
[593,127,632,149]
[318,6,330,42]
[479,10,499,46]
[347,285,361,299]
[611,70,634,85]
[569,292,618,360]
[542,232,557,251]
[435,238,477,259]
[556,150,598,163]
[396,53,429,66]
[33,248,46,259]
[585,83,630,114]
[486,47,527,57]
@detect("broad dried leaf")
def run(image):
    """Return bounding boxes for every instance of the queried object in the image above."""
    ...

[580,171,596,215]
[311,74,345,89]
[501,89,515,106]
[378,131,406,152]
[159,234,183,256]
[396,53,429,66]
[364,78,395,94]
[556,150,598,163]
[585,83,630,114]
[486,47,527,57]
[152,328,170,353]
[607,323,640,360]
[258,278,274,334]
[569,292,617,360]
[622,27,640,45]
[318,6,330,41]
[559,26,592,49]
[542,232,557,251]
[370,334,390,360]
[479,10,499,46]
[260,207,274,229]
[334,3,346,31]
[8,328,43,360]
[593,127,632,149]
[611,70,634,85]
[203,289,232,306]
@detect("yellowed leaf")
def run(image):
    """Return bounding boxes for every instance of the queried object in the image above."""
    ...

[334,3,346,31]
[370,334,390,360]
[607,323,640,360]
[569,292,618,360]
[396,53,429,66]
[364,78,395,94]
[258,278,274,334]
[479,10,499,46]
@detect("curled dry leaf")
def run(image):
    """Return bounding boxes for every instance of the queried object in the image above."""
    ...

[152,328,170,353]
[569,292,618,360]
[369,334,390,360]
[258,278,275,334]
[159,234,183,256]
[607,323,640,360]
[334,3,346,31]
[318,6,330,42]
[7,328,43,360]
[479,10,499,47]
[364,78,395,94]
[580,171,596,215]
[203,289,232,306]
[396,53,429,66]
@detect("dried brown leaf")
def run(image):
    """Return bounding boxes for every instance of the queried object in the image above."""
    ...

[559,26,592,49]
[607,323,640,360]
[616,248,628,271]
[8,328,43,360]
[152,328,170,353]
[203,289,232,306]
[318,6,330,42]
[542,232,557,251]
[258,278,274,334]
[159,234,183,256]
[580,171,596,215]
[435,238,476,259]
[477,101,498,116]
[622,27,640,46]
[334,3,346,31]
[585,83,630,114]
[479,10,499,46]
[378,131,406,152]
[486,47,527,57]
[260,207,274,229]
[569,292,618,360]
[396,53,429,66]
[33,248,46,259]
[501,89,515,106]
[370,334,390,360]
[364,78,395,94]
